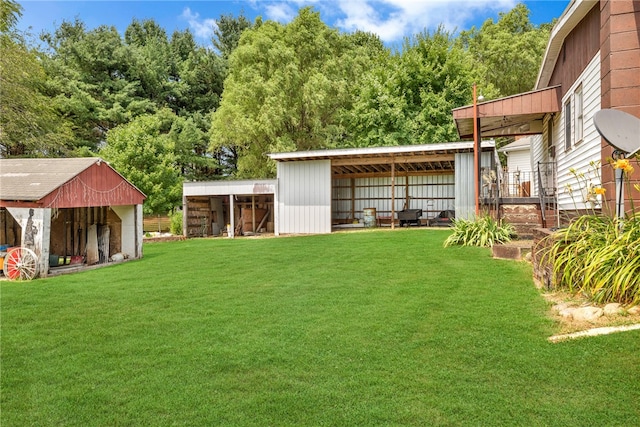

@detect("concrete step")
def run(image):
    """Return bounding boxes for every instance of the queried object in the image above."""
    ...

[492,240,534,261]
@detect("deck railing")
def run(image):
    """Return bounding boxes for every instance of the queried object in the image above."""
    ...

[499,170,534,197]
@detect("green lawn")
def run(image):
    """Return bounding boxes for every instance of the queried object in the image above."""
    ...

[2,229,639,426]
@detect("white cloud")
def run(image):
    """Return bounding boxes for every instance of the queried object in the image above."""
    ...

[228,0,520,43]
[335,0,518,42]
[257,0,517,42]
[180,7,218,40]
[264,3,297,22]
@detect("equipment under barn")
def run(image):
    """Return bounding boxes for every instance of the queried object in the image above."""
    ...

[183,142,496,237]
[0,158,146,278]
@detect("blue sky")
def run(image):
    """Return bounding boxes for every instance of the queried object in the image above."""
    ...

[17,1,569,47]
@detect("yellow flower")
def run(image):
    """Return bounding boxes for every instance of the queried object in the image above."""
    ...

[613,158,635,175]
[593,187,606,196]
[635,183,640,193]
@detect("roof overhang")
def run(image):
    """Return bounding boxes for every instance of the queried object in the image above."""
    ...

[452,86,562,139]
[269,142,496,178]
[536,0,598,89]
[184,179,277,197]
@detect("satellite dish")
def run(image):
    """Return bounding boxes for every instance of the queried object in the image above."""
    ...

[593,109,640,158]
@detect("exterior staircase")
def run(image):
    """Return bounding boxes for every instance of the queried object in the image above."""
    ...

[499,200,557,239]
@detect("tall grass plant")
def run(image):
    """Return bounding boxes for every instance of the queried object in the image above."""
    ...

[543,214,640,304]
[543,156,640,304]
[443,214,516,248]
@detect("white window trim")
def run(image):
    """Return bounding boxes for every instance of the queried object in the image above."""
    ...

[575,84,583,145]
[564,99,572,152]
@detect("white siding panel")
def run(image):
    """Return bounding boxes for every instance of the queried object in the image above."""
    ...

[532,131,550,197]
[556,53,602,210]
[455,153,474,220]
[277,160,331,234]
[506,150,532,175]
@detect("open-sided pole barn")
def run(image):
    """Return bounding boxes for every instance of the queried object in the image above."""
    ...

[0,158,146,278]
[269,142,497,235]
[183,180,277,238]
[183,142,496,238]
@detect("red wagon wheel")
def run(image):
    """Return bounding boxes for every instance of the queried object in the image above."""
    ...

[3,247,39,281]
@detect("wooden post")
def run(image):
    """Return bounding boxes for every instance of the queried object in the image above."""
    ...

[252,195,256,233]
[391,161,396,230]
[350,178,355,221]
[40,208,52,278]
[473,84,480,216]
[405,171,410,210]
[229,195,235,239]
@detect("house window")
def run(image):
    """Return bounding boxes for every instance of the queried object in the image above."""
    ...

[575,85,583,143]
[564,100,571,151]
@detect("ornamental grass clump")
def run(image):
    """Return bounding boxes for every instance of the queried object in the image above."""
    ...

[443,215,516,248]
[543,214,640,304]
[543,156,640,304]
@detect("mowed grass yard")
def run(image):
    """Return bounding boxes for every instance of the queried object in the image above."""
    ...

[1,229,639,426]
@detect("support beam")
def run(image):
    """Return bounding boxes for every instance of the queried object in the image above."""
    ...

[229,195,235,239]
[350,178,355,221]
[391,161,396,230]
[473,84,480,216]
[252,195,256,233]
[331,154,454,167]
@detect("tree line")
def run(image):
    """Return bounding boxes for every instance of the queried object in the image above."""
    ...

[1,1,552,213]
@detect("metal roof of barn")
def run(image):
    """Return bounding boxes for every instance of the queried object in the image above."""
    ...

[269,141,496,178]
[0,157,145,208]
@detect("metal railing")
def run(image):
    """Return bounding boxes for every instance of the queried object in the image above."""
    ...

[499,170,534,197]
[537,161,557,228]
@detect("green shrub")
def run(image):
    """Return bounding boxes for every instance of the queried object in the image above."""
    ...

[542,214,640,304]
[443,215,516,248]
[170,210,183,235]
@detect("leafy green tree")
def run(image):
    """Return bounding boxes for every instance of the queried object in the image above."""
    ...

[401,28,482,143]
[0,0,74,157]
[459,3,551,96]
[171,112,220,181]
[40,17,226,183]
[341,56,409,147]
[210,7,381,177]
[124,19,175,107]
[171,33,225,115]
[0,0,21,33]
[41,19,155,150]
[344,28,485,147]
[101,110,182,214]
[212,12,253,60]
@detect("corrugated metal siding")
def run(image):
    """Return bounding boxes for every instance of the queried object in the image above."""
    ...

[454,152,493,219]
[332,175,455,222]
[455,153,475,220]
[556,53,602,210]
[277,160,331,234]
